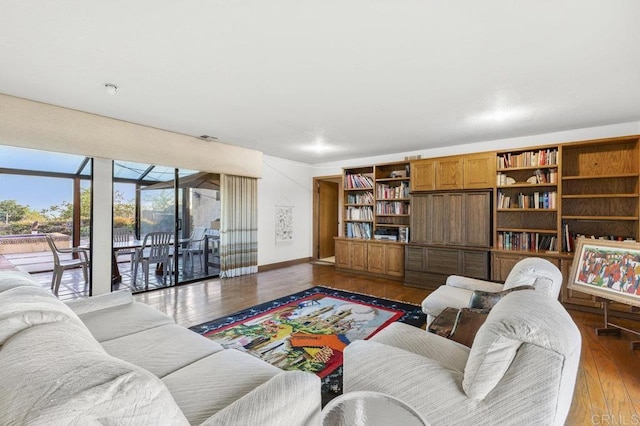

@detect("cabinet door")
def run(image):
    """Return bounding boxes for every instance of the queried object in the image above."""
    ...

[447,193,465,245]
[335,239,351,269]
[463,153,496,189]
[367,243,385,274]
[410,194,429,243]
[351,241,368,271]
[411,160,435,191]
[492,253,524,281]
[385,244,405,277]
[427,194,447,244]
[405,245,427,271]
[464,192,491,247]
[435,157,463,190]
[461,250,489,279]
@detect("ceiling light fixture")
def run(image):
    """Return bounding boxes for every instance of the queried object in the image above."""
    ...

[199,135,218,142]
[104,83,118,95]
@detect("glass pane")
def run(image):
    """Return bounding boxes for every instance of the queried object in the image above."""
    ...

[0,145,90,175]
[0,146,92,300]
[177,170,221,284]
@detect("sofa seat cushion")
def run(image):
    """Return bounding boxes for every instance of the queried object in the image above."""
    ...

[101,323,225,378]
[78,300,175,342]
[0,320,189,425]
[162,349,282,425]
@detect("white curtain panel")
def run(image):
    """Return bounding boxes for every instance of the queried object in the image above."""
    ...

[219,175,258,278]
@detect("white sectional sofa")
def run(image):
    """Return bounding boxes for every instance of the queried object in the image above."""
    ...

[0,271,321,425]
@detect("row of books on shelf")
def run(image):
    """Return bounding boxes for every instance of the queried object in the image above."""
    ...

[346,222,372,239]
[497,231,558,251]
[376,201,410,215]
[497,191,557,209]
[497,148,558,169]
[346,206,374,220]
[345,174,374,189]
[561,223,636,252]
[376,182,409,199]
[346,192,374,205]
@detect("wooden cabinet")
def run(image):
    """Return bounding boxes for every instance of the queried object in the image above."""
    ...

[411,191,491,247]
[368,242,404,277]
[464,152,496,189]
[335,238,368,271]
[405,190,491,289]
[405,245,489,289]
[411,152,495,192]
[491,251,561,283]
[411,159,435,192]
[435,157,463,190]
[335,238,404,280]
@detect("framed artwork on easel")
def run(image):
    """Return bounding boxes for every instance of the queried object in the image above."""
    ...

[568,238,640,349]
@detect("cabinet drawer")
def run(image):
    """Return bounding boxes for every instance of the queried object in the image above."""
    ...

[427,248,459,275]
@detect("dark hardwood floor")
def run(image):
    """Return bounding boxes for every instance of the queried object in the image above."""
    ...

[135,262,640,425]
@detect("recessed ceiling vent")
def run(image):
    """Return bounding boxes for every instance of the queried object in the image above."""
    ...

[199,135,218,142]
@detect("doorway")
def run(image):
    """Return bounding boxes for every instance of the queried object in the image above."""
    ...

[313,175,341,262]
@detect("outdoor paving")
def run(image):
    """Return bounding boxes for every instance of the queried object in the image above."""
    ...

[0,251,220,301]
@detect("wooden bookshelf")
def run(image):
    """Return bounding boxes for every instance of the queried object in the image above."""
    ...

[494,144,560,253]
[336,161,410,280]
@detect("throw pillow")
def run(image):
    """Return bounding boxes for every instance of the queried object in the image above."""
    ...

[468,285,534,311]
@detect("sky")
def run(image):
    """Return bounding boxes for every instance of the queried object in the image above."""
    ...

[0,174,73,212]
[0,174,135,213]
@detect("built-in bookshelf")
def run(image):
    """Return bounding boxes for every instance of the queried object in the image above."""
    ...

[343,166,375,239]
[342,161,410,242]
[494,145,560,252]
[561,136,640,252]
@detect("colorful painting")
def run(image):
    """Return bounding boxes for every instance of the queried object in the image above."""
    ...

[196,291,407,378]
[569,238,640,307]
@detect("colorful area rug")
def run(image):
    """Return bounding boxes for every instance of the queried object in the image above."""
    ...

[190,286,426,397]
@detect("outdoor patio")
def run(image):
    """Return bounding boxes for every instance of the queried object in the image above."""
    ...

[0,250,220,301]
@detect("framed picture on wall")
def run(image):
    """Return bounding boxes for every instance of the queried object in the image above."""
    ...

[568,238,640,308]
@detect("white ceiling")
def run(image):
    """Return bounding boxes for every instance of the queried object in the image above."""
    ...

[1,1,639,164]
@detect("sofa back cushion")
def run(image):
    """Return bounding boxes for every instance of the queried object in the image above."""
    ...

[0,285,89,345]
[0,270,40,293]
[0,317,189,425]
[463,290,580,400]
[503,257,563,298]
[0,272,189,425]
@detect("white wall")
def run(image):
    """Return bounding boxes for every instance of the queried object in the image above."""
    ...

[311,121,640,177]
[91,158,113,295]
[257,155,314,265]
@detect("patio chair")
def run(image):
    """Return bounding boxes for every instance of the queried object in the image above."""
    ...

[183,226,207,274]
[133,232,174,289]
[113,227,135,270]
[45,234,90,296]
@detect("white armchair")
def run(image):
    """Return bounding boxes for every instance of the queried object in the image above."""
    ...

[343,290,581,426]
[421,257,563,324]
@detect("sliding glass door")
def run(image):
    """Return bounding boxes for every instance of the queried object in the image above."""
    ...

[112,162,219,293]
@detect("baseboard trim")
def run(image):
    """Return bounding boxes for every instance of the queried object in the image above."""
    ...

[258,257,312,272]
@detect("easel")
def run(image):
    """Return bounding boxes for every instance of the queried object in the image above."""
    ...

[594,297,640,350]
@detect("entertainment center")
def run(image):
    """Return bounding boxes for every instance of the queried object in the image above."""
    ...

[335,134,640,315]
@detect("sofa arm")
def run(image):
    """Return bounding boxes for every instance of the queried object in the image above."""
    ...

[344,340,493,425]
[446,275,504,293]
[65,290,134,315]
[200,371,321,426]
